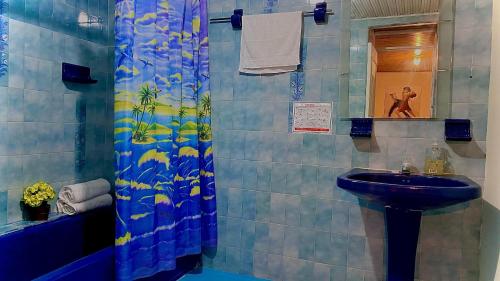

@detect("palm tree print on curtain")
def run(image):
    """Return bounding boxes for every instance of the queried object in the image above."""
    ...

[114,0,216,280]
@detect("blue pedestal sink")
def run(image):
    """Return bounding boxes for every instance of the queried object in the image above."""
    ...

[337,168,481,281]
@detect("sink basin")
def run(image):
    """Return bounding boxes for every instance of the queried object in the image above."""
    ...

[337,168,481,210]
[337,168,481,281]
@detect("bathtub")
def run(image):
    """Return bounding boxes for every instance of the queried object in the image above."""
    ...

[0,206,200,281]
[0,207,114,281]
[33,246,200,281]
[33,246,115,281]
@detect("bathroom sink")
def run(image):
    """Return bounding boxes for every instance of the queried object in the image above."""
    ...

[337,168,481,210]
[336,168,481,281]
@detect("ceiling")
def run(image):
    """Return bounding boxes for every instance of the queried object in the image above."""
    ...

[377,49,435,72]
[351,0,440,19]
[372,24,437,50]
[371,24,437,72]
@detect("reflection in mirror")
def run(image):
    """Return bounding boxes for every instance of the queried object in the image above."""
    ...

[367,24,437,118]
[339,0,455,119]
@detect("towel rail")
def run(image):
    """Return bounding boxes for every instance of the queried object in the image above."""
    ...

[209,2,334,28]
[209,10,334,23]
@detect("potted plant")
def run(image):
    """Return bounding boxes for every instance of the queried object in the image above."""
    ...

[21,181,56,221]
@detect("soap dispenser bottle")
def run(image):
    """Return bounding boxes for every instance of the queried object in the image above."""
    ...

[424,142,444,175]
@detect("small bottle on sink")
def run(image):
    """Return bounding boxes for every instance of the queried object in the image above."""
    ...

[424,142,444,175]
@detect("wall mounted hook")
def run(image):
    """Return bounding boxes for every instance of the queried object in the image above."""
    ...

[231,9,243,29]
[314,2,328,24]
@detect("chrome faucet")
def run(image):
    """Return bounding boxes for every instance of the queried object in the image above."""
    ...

[401,158,412,175]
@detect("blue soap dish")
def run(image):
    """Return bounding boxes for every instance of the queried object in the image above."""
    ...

[445,119,472,141]
[350,118,373,138]
[62,63,97,84]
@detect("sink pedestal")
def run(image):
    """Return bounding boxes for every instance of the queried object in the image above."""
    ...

[337,169,481,281]
[385,207,422,281]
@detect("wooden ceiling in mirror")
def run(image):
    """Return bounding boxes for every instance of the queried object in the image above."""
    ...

[377,50,435,72]
[371,24,437,49]
[370,24,437,72]
[351,0,440,19]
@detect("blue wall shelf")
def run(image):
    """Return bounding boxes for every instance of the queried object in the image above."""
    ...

[350,118,373,138]
[445,119,472,141]
[62,63,97,84]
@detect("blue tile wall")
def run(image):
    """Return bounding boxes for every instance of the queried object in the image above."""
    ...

[0,0,114,225]
[207,0,490,280]
[7,0,113,45]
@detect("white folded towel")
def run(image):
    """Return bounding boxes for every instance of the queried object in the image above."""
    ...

[59,178,111,203]
[239,11,303,74]
[57,194,113,215]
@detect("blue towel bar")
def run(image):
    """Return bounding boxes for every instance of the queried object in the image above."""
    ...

[209,3,334,27]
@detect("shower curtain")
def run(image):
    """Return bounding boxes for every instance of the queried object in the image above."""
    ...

[114,0,216,280]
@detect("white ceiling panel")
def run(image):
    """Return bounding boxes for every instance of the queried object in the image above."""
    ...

[352,0,440,19]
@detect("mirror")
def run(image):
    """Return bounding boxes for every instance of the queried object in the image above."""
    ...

[339,0,455,119]
[368,23,438,118]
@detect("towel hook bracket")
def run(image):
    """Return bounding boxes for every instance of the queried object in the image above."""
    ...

[314,2,328,24]
[231,9,243,29]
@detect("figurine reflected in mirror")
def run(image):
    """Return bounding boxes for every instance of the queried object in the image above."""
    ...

[388,86,417,118]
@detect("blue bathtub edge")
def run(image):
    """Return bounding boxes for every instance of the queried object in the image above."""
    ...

[33,247,115,281]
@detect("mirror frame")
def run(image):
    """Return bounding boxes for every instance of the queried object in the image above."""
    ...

[338,0,456,120]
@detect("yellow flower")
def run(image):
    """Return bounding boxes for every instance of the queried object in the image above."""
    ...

[23,181,55,207]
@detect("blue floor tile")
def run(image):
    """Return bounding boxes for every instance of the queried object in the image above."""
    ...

[180,268,268,281]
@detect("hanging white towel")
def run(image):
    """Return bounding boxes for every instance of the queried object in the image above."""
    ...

[239,11,303,74]
[59,178,111,203]
[57,194,113,215]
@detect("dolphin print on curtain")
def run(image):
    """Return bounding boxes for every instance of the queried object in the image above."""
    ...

[114,0,216,279]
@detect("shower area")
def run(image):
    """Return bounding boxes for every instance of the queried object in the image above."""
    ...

[0,0,115,227]
[0,0,234,280]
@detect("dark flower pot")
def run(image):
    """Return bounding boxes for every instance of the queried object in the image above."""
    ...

[21,201,51,221]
